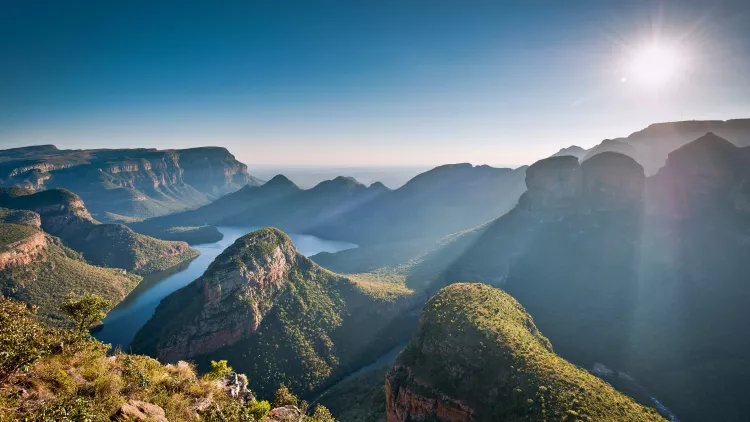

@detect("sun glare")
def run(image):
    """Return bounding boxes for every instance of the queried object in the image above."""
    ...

[625,43,685,89]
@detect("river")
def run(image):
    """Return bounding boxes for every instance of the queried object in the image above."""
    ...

[94,226,357,350]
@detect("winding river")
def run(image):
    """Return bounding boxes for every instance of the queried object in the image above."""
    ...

[94,226,357,350]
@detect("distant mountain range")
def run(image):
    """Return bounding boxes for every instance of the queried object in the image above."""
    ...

[135,163,528,251]
[554,118,750,174]
[0,145,263,221]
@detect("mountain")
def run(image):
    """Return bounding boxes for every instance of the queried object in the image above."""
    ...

[549,145,587,160]
[0,187,198,274]
[131,228,414,398]
[386,283,665,421]
[137,164,527,270]
[0,145,263,221]
[312,164,527,246]
[585,118,750,174]
[405,134,750,421]
[0,214,141,323]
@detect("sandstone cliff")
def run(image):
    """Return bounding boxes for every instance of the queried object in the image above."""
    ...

[132,227,413,397]
[0,188,198,274]
[0,145,262,220]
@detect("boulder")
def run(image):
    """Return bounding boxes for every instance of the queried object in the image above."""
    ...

[217,372,255,403]
[266,405,303,422]
[113,399,168,422]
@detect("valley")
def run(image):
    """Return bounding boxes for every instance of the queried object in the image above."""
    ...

[95,226,357,350]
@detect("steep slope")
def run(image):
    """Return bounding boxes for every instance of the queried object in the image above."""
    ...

[0,145,262,221]
[386,283,664,422]
[132,228,414,398]
[408,135,750,421]
[0,188,198,274]
[0,219,141,323]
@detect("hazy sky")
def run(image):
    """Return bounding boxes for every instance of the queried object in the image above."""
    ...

[2,0,749,166]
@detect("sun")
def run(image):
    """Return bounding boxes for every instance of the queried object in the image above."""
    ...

[624,43,685,89]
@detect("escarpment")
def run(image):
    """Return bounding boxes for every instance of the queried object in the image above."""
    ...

[385,284,665,422]
[0,187,198,274]
[132,227,413,397]
[0,145,262,221]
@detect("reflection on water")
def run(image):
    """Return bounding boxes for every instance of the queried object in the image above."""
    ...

[94,226,356,350]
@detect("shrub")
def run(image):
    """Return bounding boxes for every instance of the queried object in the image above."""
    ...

[0,297,56,379]
[204,359,233,380]
[306,404,336,422]
[273,384,298,408]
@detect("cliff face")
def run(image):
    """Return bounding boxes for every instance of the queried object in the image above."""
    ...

[0,188,198,274]
[410,134,750,422]
[157,228,299,361]
[132,227,413,397]
[0,146,262,220]
[518,152,645,220]
[0,228,48,271]
[385,284,664,422]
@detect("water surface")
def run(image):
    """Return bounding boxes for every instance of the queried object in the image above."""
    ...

[94,226,356,350]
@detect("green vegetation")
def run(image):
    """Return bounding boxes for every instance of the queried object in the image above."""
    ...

[0,208,40,229]
[130,224,224,245]
[274,384,299,407]
[0,296,340,421]
[393,283,663,421]
[0,187,200,275]
[317,367,388,422]
[133,227,413,399]
[0,223,39,252]
[0,229,141,324]
[60,293,112,336]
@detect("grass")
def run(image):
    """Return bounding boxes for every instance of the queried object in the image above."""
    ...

[394,283,664,421]
[0,233,142,325]
[0,223,39,252]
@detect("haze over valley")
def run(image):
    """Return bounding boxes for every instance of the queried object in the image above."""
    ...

[3,1,750,421]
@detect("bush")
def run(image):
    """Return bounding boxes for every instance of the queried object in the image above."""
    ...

[0,297,56,379]
[273,384,298,408]
[204,359,233,381]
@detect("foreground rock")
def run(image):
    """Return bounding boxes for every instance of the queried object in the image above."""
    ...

[114,400,168,422]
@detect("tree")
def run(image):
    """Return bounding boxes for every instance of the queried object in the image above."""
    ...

[59,292,111,336]
[273,384,298,408]
[308,404,336,422]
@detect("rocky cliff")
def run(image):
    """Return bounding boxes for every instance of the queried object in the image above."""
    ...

[0,187,198,274]
[518,151,645,220]
[0,145,262,221]
[132,227,413,397]
[404,133,750,421]
[386,283,664,422]
[0,221,141,323]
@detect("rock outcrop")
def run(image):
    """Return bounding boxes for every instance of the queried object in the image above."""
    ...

[114,400,168,422]
[647,132,750,218]
[386,283,665,422]
[132,227,412,397]
[0,145,263,220]
[0,188,198,274]
[518,152,645,219]
[0,230,48,271]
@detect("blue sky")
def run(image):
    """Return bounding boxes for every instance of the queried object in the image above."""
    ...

[1,0,749,166]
